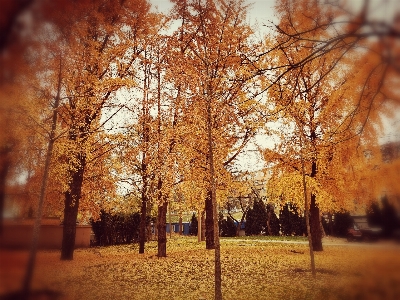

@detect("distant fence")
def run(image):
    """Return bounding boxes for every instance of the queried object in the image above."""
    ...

[0,218,91,249]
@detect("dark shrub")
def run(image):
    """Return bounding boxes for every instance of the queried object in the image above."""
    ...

[220,215,237,237]
[266,203,280,236]
[189,213,198,236]
[91,210,141,246]
[245,199,267,235]
[279,203,306,236]
[333,211,353,237]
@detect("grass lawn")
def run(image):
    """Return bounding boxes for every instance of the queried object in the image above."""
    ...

[1,236,400,300]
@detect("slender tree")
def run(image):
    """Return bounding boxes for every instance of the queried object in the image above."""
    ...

[263,0,388,251]
[40,0,155,260]
[22,55,63,297]
[168,0,262,298]
[170,0,261,250]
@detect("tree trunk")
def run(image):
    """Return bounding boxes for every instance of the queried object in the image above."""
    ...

[304,195,316,277]
[213,201,222,300]
[201,210,205,241]
[266,211,272,236]
[205,100,222,300]
[168,205,172,237]
[300,126,316,277]
[157,201,168,257]
[236,211,246,236]
[154,212,158,237]
[197,210,202,242]
[205,190,215,249]
[309,157,323,251]
[139,191,147,254]
[310,193,323,251]
[236,222,241,236]
[61,154,86,260]
[22,63,62,293]
[179,215,183,235]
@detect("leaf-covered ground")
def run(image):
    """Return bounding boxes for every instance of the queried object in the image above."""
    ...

[1,236,400,300]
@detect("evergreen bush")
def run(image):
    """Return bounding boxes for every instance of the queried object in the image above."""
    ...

[91,210,141,246]
[245,199,267,235]
[279,203,306,236]
[332,211,353,237]
[266,203,280,236]
[189,213,198,236]
[219,214,237,237]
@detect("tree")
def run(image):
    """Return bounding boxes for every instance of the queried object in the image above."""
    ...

[170,0,261,252]
[37,0,155,260]
[154,32,188,257]
[380,196,399,237]
[189,212,198,236]
[91,210,141,246]
[224,171,261,236]
[279,203,306,236]
[261,0,400,251]
[219,214,236,237]
[0,0,90,292]
[332,211,353,238]
[245,199,267,235]
[21,55,63,297]
[169,0,261,298]
[266,203,280,236]
[366,196,400,238]
[117,14,175,256]
[263,0,387,251]
[0,4,76,291]
[367,201,382,228]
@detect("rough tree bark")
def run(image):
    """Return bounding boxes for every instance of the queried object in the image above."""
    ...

[139,187,148,254]
[197,210,202,242]
[205,190,215,249]
[206,91,222,300]
[266,210,272,236]
[157,201,168,257]
[179,215,183,235]
[310,194,323,251]
[310,160,323,251]
[61,153,86,260]
[300,129,316,278]
[201,210,205,241]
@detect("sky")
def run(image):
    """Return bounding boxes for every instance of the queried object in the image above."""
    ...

[150,0,278,27]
